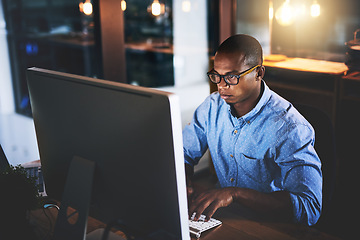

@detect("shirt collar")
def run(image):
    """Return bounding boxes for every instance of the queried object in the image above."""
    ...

[228,80,271,125]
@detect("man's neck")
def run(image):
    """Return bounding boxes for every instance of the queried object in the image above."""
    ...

[231,82,264,118]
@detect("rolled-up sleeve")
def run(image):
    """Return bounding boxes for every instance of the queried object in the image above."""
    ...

[275,124,322,226]
[286,165,322,225]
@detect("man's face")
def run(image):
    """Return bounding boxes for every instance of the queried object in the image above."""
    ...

[213,52,261,106]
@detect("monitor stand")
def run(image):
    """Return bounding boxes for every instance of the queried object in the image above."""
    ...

[53,156,95,240]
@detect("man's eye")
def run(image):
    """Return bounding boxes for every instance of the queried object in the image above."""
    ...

[225,75,237,81]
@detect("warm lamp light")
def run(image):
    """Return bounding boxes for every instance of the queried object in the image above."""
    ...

[294,3,306,17]
[182,0,191,13]
[121,0,127,11]
[269,0,274,54]
[149,0,165,16]
[274,0,321,26]
[269,1,274,21]
[152,1,161,16]
[310,0,321,18]
[275,0,294,26]
[79,0,93,16]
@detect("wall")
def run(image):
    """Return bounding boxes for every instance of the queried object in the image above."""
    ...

[0,0,14,114]
[0,1,39,165]
[173,0,209,87]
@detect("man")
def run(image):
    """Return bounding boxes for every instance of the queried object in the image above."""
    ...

[183,34,322,226]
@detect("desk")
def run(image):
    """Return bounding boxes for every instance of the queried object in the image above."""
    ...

[28,175,340,240]
[263,55,348,125]
[28,199,340,240]
[29,203,126,240]
[188,174,341,240]
[189,203,340,240]
[263,55,348,75]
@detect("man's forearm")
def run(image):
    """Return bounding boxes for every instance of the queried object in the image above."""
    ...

[185,163,293,222]
[185,164,195,200]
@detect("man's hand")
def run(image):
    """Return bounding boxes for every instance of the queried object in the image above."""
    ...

[186,175,195,205]
[188,188,236,221]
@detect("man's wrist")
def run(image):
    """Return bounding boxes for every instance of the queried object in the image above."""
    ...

[226,187,242,203]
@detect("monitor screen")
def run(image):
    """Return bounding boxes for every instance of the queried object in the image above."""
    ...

[27,68,189,239]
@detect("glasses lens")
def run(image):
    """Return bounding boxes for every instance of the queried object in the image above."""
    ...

[224,75,238,85]
[208,73,220,83]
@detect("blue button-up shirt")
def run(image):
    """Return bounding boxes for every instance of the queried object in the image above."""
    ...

[183,81,322,226]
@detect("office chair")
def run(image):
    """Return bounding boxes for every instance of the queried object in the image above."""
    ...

[294,103,337,228]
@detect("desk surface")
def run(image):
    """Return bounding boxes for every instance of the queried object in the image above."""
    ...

[190,203,339,240]
[264,55,348,75]
[29,198,340,240]
[188,175,340,240]
[29,175,340,240]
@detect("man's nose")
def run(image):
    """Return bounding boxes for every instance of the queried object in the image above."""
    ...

[217,76,229,89]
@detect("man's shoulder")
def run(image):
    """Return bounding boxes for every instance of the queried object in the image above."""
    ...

[265,90,313,131]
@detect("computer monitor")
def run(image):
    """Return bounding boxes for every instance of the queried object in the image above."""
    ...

[27,68,189,240]
[0,144,10,171]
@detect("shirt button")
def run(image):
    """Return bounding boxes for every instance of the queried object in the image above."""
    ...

[234,130,238,134]
[230,178,235,182]
[230,154,234,158]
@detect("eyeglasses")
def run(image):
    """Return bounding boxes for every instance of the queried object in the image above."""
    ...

[207,65,261,85]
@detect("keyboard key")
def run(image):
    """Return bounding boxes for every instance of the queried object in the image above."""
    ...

[189,213,222,238]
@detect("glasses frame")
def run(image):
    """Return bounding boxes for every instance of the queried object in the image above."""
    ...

[207,65,261,85]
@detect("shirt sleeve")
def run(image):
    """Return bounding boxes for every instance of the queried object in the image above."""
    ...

[182,96,210,167]
[274,123,322,226]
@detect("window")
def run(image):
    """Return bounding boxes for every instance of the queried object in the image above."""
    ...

[2,0,102,116]
[124,0,174,87]
[3,0,216,117]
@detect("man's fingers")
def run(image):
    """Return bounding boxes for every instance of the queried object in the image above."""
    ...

[187,186,194,196]
[187,186,195,204]
[204,201,221,221]
[190,195,212,221]
[191,201,220,222]
[188,192,206,215]
[189,188,234,221]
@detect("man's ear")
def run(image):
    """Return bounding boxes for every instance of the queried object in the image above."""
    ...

[256,66,265,81]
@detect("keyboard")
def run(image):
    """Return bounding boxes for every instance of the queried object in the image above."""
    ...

[189,213,222,238]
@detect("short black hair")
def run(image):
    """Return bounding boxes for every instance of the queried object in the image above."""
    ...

[216,34,263,67]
